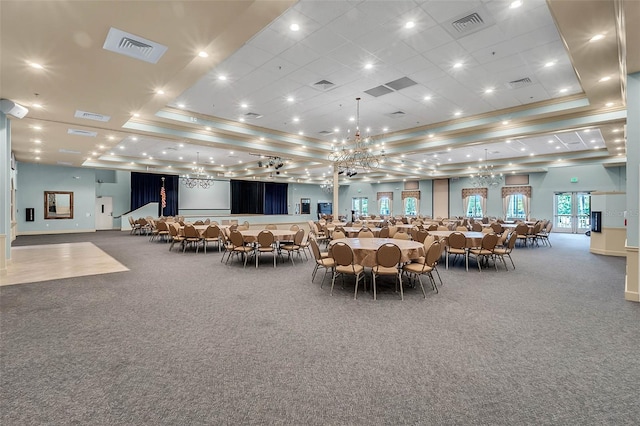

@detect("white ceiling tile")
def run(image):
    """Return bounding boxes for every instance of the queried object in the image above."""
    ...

[402,24,455,53]
[294,0,356,25]
[299,27,349,55]
[355,1,418,25]
[421,0,483,23]
[456,24,507,51]
[247,27,297,56]
[278,43,322,67]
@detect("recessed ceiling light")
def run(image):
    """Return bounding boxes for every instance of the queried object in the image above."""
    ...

[179,156,183,160]
[506,139,511,143]
[589,33,605,42]
[424,95,432,101]
[290,23,300,32]
[156,89,165,95]
[605,102,614,107]
[466,154,470,158]
[239,118,245,122]
[205,126,212,131]
[349,117,355,122]
[31,125,42,130]
[448,158,452,162]
[142,152,147,156]
[520,147,526,151]
[260,137,265,141]
[131,137,138,141]
[298,131,304,135]
[162,151,167,155]
[453,62,463,68]
[616,147,624,150]
[447,147,451,151]
[230,151,234,155]
[34,139,41,144]
[108,136,115,140]
[32,103,43,109]
[485,88,494,94]
[34,149,41,153]
[548,139,554,144]
[148,156,153,160]
[405,21,415,29]
[287,96,294,103]
[529,153,535,156]
[559,88,568,93]
[35,156,40,160]
[177,103,185,108]
[293,117,299,122]
[198,51,209,58]
[599,76,611,82]
[454,111,462,116]
[502,120,509,125]
[509,0,523,9]
[133,113,140,117]
[612,128,620,133]
[119,146,124,150]
[544,61,556,67]
[240,103,248,108]
[179,143,184,147]
[364,63,373,70]
[28,62,44,69]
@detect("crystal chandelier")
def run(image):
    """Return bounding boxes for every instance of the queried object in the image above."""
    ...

[470,149,503,188]
[181,152,214,189]
[328,97,385,175]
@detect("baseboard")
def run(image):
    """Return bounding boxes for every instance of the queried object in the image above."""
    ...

[17,229,96,236]
[624,287,639,302]
[589,248,627,257]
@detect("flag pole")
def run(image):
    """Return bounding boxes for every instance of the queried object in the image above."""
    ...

[161,177,165,217]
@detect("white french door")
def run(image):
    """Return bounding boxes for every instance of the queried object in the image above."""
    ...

[553,192,591,233]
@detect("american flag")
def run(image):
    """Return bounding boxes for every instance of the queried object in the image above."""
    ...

[160,186,166,208]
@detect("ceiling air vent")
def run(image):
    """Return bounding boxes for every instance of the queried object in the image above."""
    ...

[506,77,534,89]
[385,77,417,91]
[364,85,394,97]
[318,130,333,135]
[444,6,495,39]
[103,27,168,64]
[312,80,336,91]
[59,149,81,155]
[244,112,262,119]
[387,111,406,118]
[74,110,111,122]
[68,128,97,137]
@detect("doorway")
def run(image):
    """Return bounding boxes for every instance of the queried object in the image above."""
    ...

[553,192,591,233]
[95,197,113,230]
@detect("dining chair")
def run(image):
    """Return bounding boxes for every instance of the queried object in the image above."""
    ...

[183,224,203,253]
[167,223,185,252]
[471,223,483,232]
[266,224,278,230]
[358,228,374,238]
[468,233,499,271]
[490,222,503,234]
[310,238,335,285]
[372,243,402,300]
[330,242,366,299]
[280,229,305,265]
[228,230,254,267]
[446,231,468,271]
[392,232,409,240]
[255,230,277,268]
[332,230,346,240]
[402,240,442,297]
[194,220,204,225]
[515,223,530,247]
[527,222,543,247]
[537,221,553,247]
[152,220,170,243]
[378,226,390,238]
[128,216,141,235]
[493,231,517,270]
[203,225,222,253]
[415,229,430,244]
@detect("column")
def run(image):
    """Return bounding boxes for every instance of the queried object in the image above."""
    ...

[625,72,639,301]
[332,165,339,221]
[0,112,11,273]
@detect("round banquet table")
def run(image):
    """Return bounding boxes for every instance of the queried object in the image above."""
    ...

[239,229,296,242]
[340,226,382,237]
[329,237,424,268]
[428,231,486,248]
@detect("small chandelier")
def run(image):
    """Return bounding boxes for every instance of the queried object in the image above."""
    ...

[471,149,503,188]
[319,180,333,194]
[328,97,385,175]
[181,152,214,189]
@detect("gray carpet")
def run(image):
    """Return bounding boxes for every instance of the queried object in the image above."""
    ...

[1,231,638,425]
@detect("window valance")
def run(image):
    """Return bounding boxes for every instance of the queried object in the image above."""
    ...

[502,185,531,198]
[377,191,393,200]
[402,190,420,200]
[462,188,487,198]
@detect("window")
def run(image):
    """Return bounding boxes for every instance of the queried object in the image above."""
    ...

[352,197,368,218]
[466,195,483,218]
[404,197,418,216]
[507,194,526,219]
[379,197,391,216]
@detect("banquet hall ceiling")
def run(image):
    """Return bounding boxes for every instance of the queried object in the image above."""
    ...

[1,0,637,184]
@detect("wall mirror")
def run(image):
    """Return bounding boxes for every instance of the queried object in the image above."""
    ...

[44,191,74,219]
[300,198,311,215]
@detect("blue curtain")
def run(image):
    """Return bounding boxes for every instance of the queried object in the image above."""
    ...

[131,172,178,216]
[264,182,288,214]
[231,180,287,215]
